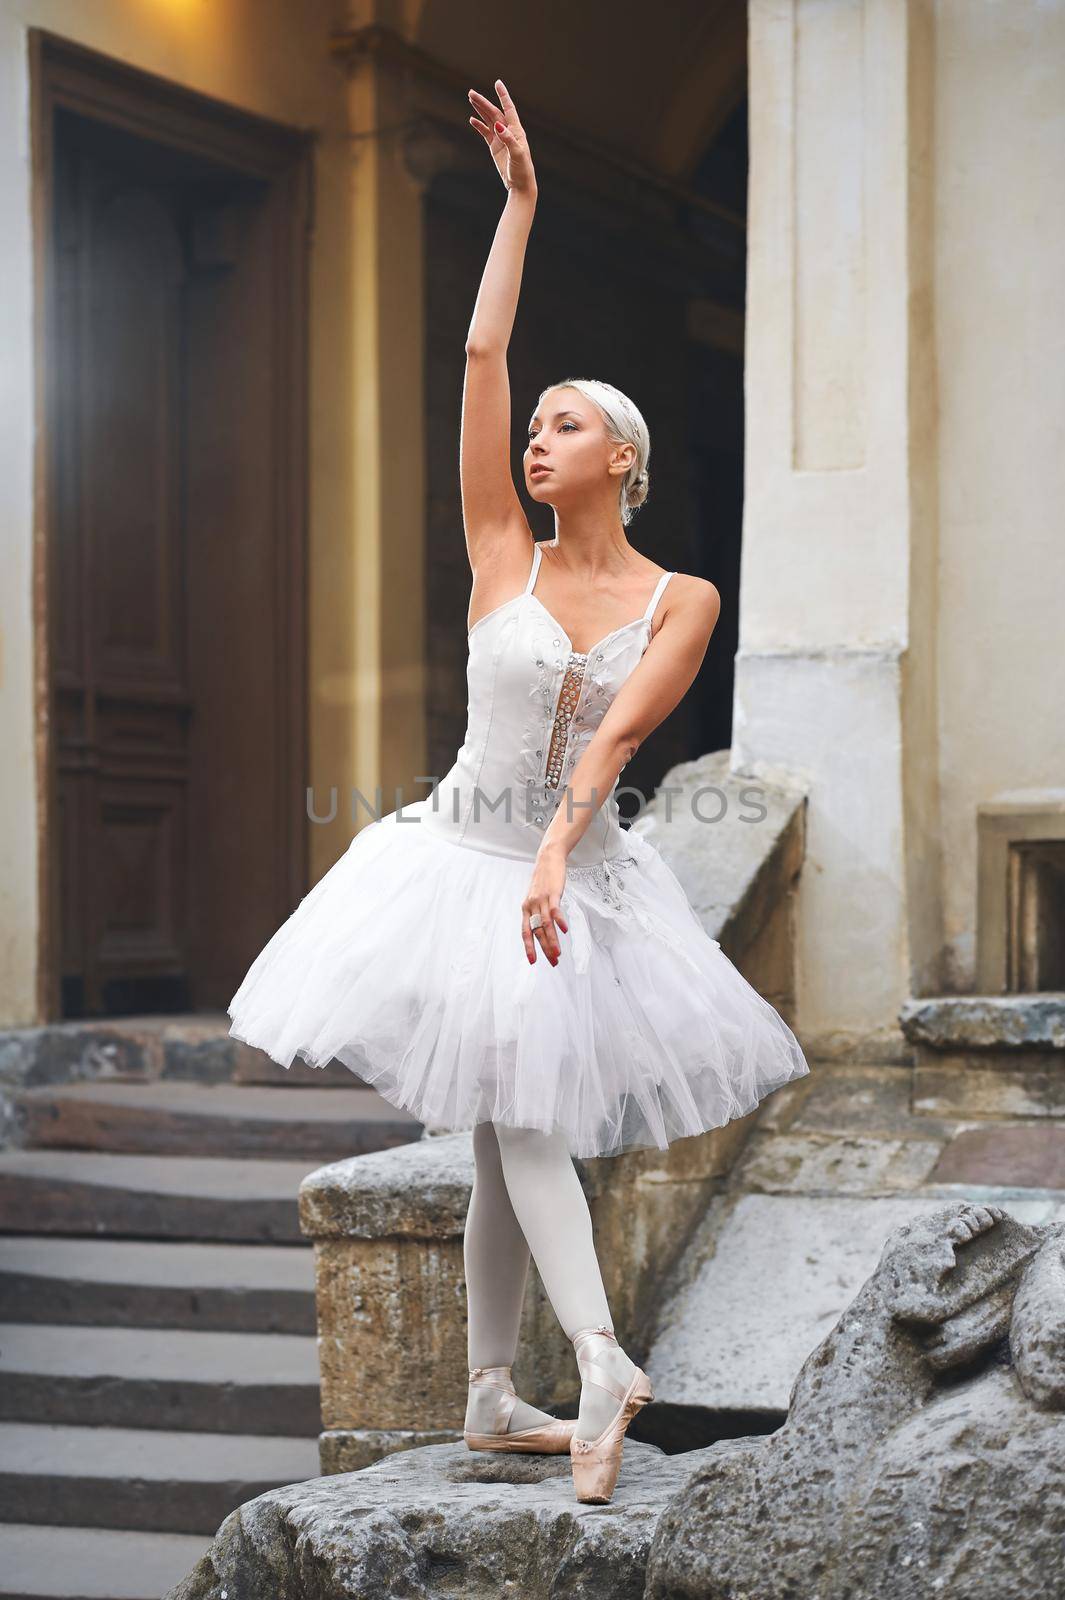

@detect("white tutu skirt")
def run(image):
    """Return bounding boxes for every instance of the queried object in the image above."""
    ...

[227,802,810,1158]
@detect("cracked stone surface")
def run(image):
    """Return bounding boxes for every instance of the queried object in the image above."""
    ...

[163,1437,740,1600]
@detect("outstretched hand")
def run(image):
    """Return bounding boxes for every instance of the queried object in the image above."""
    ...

[468,79,537,197]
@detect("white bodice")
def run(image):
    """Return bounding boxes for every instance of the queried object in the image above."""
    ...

[418,542,674,868]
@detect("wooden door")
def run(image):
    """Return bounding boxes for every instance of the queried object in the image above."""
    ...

[38,42,310,1018]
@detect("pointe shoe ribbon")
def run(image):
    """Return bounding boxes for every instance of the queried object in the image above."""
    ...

[569,1326,654,1504]
[463,1364,576,1455]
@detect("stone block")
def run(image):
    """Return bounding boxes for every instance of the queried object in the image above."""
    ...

[913,1062,1065,1119]
[929,1124,1065,1190]
[302,1118,756,1467]
[900,991,1065,1055]
[732,1129,944,1195]
[163,1438,722,1600]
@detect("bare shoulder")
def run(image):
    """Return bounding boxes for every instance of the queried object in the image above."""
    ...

[661,571,721,638]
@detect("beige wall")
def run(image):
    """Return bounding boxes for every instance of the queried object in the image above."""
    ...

[933,0,1065,987]
[741,0,1063,1056]
[0,0,358,1023]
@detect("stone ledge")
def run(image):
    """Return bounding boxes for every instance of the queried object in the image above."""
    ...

[899,992,1065,1052]
[628,749,806,957]
[298,1132,478,1240]
[0,1017,355,1111]
[319,1426,462,1475]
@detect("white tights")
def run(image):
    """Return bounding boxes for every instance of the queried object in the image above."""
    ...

[463,1121,637,1440]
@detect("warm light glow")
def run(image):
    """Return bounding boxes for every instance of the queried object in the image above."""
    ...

[134,0,210,14]
[126,0,222,41]
[122,0,235,67]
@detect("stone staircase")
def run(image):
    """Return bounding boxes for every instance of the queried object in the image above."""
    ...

[0,1017,421,1600]
[645,994,1065,1432]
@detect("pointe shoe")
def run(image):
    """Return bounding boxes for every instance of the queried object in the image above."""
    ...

[462,1364,576,1455]
[569,1326,654,1503]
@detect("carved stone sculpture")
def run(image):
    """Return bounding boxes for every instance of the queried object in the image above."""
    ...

[646,1201,1065,1600]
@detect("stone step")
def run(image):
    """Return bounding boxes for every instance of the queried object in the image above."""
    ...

[0,1422,319,1535]
[0,1236,315,1332]
[12,1081,420,1160]
[0,1323,320,1435]
[0,1150,318,1242]
[0,1013,361,1091]
[732,1123,1065,1197]
[0,1522,211,1600]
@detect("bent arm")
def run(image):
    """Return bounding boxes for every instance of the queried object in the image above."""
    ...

[539,579,722,860]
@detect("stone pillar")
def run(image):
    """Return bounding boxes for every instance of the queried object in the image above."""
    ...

[334,26,429,853]
[739,0,940,1055]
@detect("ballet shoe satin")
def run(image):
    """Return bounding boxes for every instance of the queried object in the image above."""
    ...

[569,1326,654,1503]
[463,1364,576,1455]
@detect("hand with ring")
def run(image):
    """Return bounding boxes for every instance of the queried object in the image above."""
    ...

[521,846,568,966]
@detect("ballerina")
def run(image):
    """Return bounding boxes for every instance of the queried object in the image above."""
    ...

[228,76,810,1504]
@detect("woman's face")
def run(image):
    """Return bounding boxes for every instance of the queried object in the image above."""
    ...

[524,387,632,509]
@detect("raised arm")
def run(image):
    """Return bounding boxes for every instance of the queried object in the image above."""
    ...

[461,81,538,603]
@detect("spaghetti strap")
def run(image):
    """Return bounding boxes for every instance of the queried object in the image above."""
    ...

[643,570,674,625]
[524,542,544,594]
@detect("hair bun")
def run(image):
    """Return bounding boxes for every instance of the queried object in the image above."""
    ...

[626,468,650,507]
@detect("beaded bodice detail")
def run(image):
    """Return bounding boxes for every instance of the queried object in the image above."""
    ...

[420,541,675,868]
[546,651,589,789]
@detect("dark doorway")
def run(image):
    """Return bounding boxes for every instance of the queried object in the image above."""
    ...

[422,95,748,813]
[33,34,311,1019]
[686,95,749,760]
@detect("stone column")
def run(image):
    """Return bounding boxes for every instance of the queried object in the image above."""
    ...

[739,0,940,1055]
[334,28,429,848]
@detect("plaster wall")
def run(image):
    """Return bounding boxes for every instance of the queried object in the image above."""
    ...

[932,0,1065,987]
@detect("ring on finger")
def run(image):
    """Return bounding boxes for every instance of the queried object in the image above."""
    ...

[529,912,543,930]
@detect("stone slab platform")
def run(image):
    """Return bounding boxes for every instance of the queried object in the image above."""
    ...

[163,1438,743,1600]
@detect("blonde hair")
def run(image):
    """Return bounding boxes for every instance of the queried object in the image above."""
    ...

[538,378,650,527]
